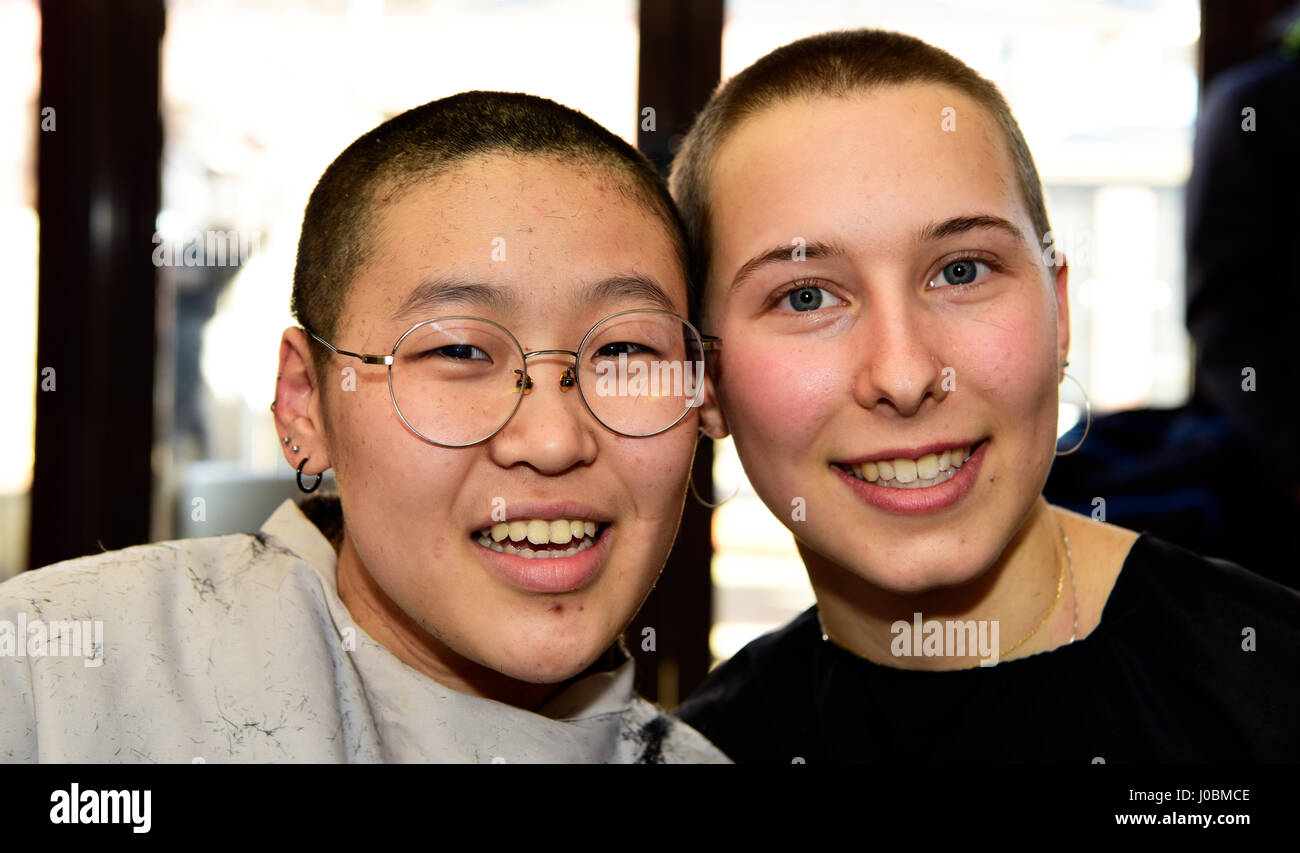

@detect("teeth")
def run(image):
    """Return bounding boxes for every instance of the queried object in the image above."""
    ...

[840,443,979,489]
[498,536,598,559]
[476,518,602,548]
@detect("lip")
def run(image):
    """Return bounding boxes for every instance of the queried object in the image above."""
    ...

[836,439,985,467]
[471,518,615,594]
[833,439,988,515]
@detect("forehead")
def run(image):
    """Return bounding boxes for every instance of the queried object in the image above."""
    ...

[343,153,683,323]
[709,84,1027,264]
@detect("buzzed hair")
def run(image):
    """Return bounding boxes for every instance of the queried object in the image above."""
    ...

[669,29,1053,307]
[292,91,689,376]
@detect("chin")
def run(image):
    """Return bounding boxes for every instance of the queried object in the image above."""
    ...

[484,617,614,685]
[813,533,999,596]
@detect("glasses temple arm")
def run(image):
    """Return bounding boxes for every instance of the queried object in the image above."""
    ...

[301,325,394,365]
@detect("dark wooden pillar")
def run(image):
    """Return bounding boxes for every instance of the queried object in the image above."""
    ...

[29,1,165,569]
[629,0,723,707]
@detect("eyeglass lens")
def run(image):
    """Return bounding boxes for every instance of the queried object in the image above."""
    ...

[388,313,704,445]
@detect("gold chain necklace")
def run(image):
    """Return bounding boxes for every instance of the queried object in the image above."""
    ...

[817,516,1078,667]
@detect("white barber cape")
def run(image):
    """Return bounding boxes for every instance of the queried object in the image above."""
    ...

[0,499,728,763]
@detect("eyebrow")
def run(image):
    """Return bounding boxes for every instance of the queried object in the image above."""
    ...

[392,273,677,322]
[918,215,1026,246]
[729,240,846,291]
[393,277,518,322]
[575,274,677,313]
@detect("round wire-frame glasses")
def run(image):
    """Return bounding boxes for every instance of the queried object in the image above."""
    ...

[302,308,722,448]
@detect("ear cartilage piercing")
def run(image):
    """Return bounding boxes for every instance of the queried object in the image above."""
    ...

[270,401,277,412]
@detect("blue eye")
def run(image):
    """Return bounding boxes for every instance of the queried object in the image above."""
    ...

[931,259,990,288]
[786,286,832,311]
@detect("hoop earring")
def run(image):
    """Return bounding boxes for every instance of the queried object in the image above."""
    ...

[1055,371,1091,456]
[686,473,738,507]
[297,457,323,493]
[691,428,738,508]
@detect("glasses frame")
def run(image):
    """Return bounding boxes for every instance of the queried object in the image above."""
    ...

[302,308,721,448]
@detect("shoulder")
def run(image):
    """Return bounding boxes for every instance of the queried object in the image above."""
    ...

[1118,531,1300,624]
[1090,530,1300,758]
[618,696,731,764]
[1101,526,1300,693]
[0,532,347,762]
[1053,504,1300,632]
[675,608,822,762]
[0,531,310,625]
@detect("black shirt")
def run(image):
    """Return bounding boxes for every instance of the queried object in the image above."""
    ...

[678,533,1300,763]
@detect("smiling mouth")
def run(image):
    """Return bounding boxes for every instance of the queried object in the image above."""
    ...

[471,519,610,559]
[834,441,986,489]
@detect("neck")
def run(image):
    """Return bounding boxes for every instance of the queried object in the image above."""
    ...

[807,498,1073,670]
[335,531,562,711]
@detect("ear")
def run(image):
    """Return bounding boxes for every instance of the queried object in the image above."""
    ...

[1053,254,1070,378]
[696,366,730,441]
[273,328,332,476]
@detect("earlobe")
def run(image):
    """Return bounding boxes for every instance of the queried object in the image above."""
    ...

[274,328,332,474]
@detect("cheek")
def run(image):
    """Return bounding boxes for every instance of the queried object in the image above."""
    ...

[719,336,842,449]
[325,385,471,533]
[617,428,697,515]
[955,301,1059,434]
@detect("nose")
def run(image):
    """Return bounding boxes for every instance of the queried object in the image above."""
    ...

[487,354,599,474]
[850,289,947,417]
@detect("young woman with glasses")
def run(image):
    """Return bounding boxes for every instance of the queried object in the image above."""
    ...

[0,92,727,763]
